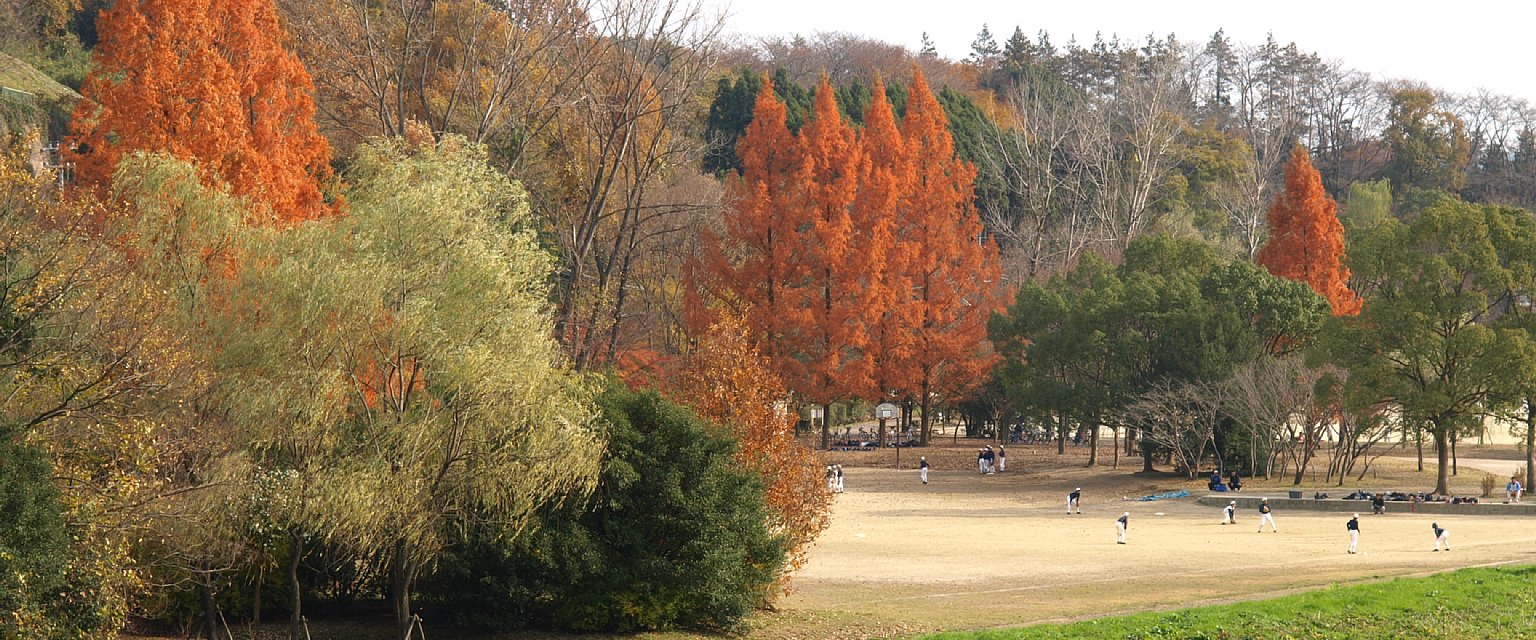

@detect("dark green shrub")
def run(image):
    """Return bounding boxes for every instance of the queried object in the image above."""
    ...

[419,383,786,633]
[0,428,108,638]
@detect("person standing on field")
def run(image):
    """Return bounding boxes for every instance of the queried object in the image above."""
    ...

[1432,522,1451,551]
[1257,498,1278,532]
[1346,513,1360,554]
[919,456,929,484]
[1222,500,1236,525]
[997,445,1007,472]
[1116,512,1129,544]
[1068,487,1082,514]
[834,464,845,493]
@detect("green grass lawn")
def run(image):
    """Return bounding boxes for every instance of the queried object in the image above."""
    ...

[922,565,1536,640]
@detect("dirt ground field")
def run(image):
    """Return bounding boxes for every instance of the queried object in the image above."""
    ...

[740,440,1536,639]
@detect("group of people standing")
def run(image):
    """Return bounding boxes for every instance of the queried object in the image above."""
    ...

[824,464,844,493]
[976,445,1005,474]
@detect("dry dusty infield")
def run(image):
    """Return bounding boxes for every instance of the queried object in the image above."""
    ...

[749,446,1536,639]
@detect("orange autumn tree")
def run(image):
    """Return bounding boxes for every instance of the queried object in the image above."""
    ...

[69,0,335,223]
[693,76,811,400]
[795,76,876,449]
[667,311,831,593]
[854,75,916,444]
[894,69,1003,444]
[1257,145,1362,316]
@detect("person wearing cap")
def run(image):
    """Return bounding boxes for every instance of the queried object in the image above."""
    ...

[834,464,845,493]
[1347,513,1360,553]
[977,447,987,474]
[1222,500,1236,525]
[1116,512,1129,544]
[997,445,1007,472]
[1068,487,1082,514]
[919,456,929,484]
[1432,522,1451,551]
[1257,498,1278,532]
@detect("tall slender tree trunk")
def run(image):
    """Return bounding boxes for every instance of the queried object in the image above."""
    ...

[1057,412,1067,454]
[1526,400,1535,497]
[391,538,416,639]
[252,565,262,625]
[1141,431,1155,473]
[1433,423,1451,496]
[200,573,219,640]
[1451,433,1458,476]
[1416,427,1424,472]
[288,533,304,640]
[818,402,830,450]
[1085,415,1099,467]
[1112,426,1119,469]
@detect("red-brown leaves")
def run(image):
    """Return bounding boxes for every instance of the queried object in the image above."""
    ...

[1257,145,1362,316]
[69,0,335,224]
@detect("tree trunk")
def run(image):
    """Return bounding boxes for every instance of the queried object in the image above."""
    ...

[1416,427,1424,472]
[1112,426,1119,469]
[288,533,304,640]
[253,565,262,625]
[919,383,933,446]
[1433,424,1451,496]
[391,538,416,639]
[200,573,219,640]
[1450,433,1458,476]
[1057,412,1067,455]
[1085,416,1099,467]
[1527,399,1535,497]
[817,405,829,448]
[877,417,887,448]
[1141,432,1155,473]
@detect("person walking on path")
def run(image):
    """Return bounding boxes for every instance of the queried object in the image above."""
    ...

[919,457,929,484]
[1257,498,1278,532]
[1222,500,1236,525]
[1116,512,1129,544]
[1347,513,1360,554]
[997,445,1007,472]
[1432,522,1451,551]
[1068,487,1082,514]
[1507,477,1523,503]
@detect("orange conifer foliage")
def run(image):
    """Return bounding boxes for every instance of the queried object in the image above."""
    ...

[693,76,810,384]
[69,0,335,223]
[894,69,1003,443]
[795,76,874,422]
[854,76,917,410]
[1257,145,1362,316]
[668,311,831,593]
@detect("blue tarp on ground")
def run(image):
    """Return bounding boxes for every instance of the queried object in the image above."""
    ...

[1135,490,1191,501]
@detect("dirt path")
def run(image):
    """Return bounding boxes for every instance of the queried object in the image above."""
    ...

[749,447,1536,639]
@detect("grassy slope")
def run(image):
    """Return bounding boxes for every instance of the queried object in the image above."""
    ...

[0,51,79,101]
[0,51,82,138]
[923,565,1536,640]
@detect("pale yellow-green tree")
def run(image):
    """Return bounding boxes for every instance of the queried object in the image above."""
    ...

[175,135,603,638]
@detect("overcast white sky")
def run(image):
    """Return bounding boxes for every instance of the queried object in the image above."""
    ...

[702,0,1536,103]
